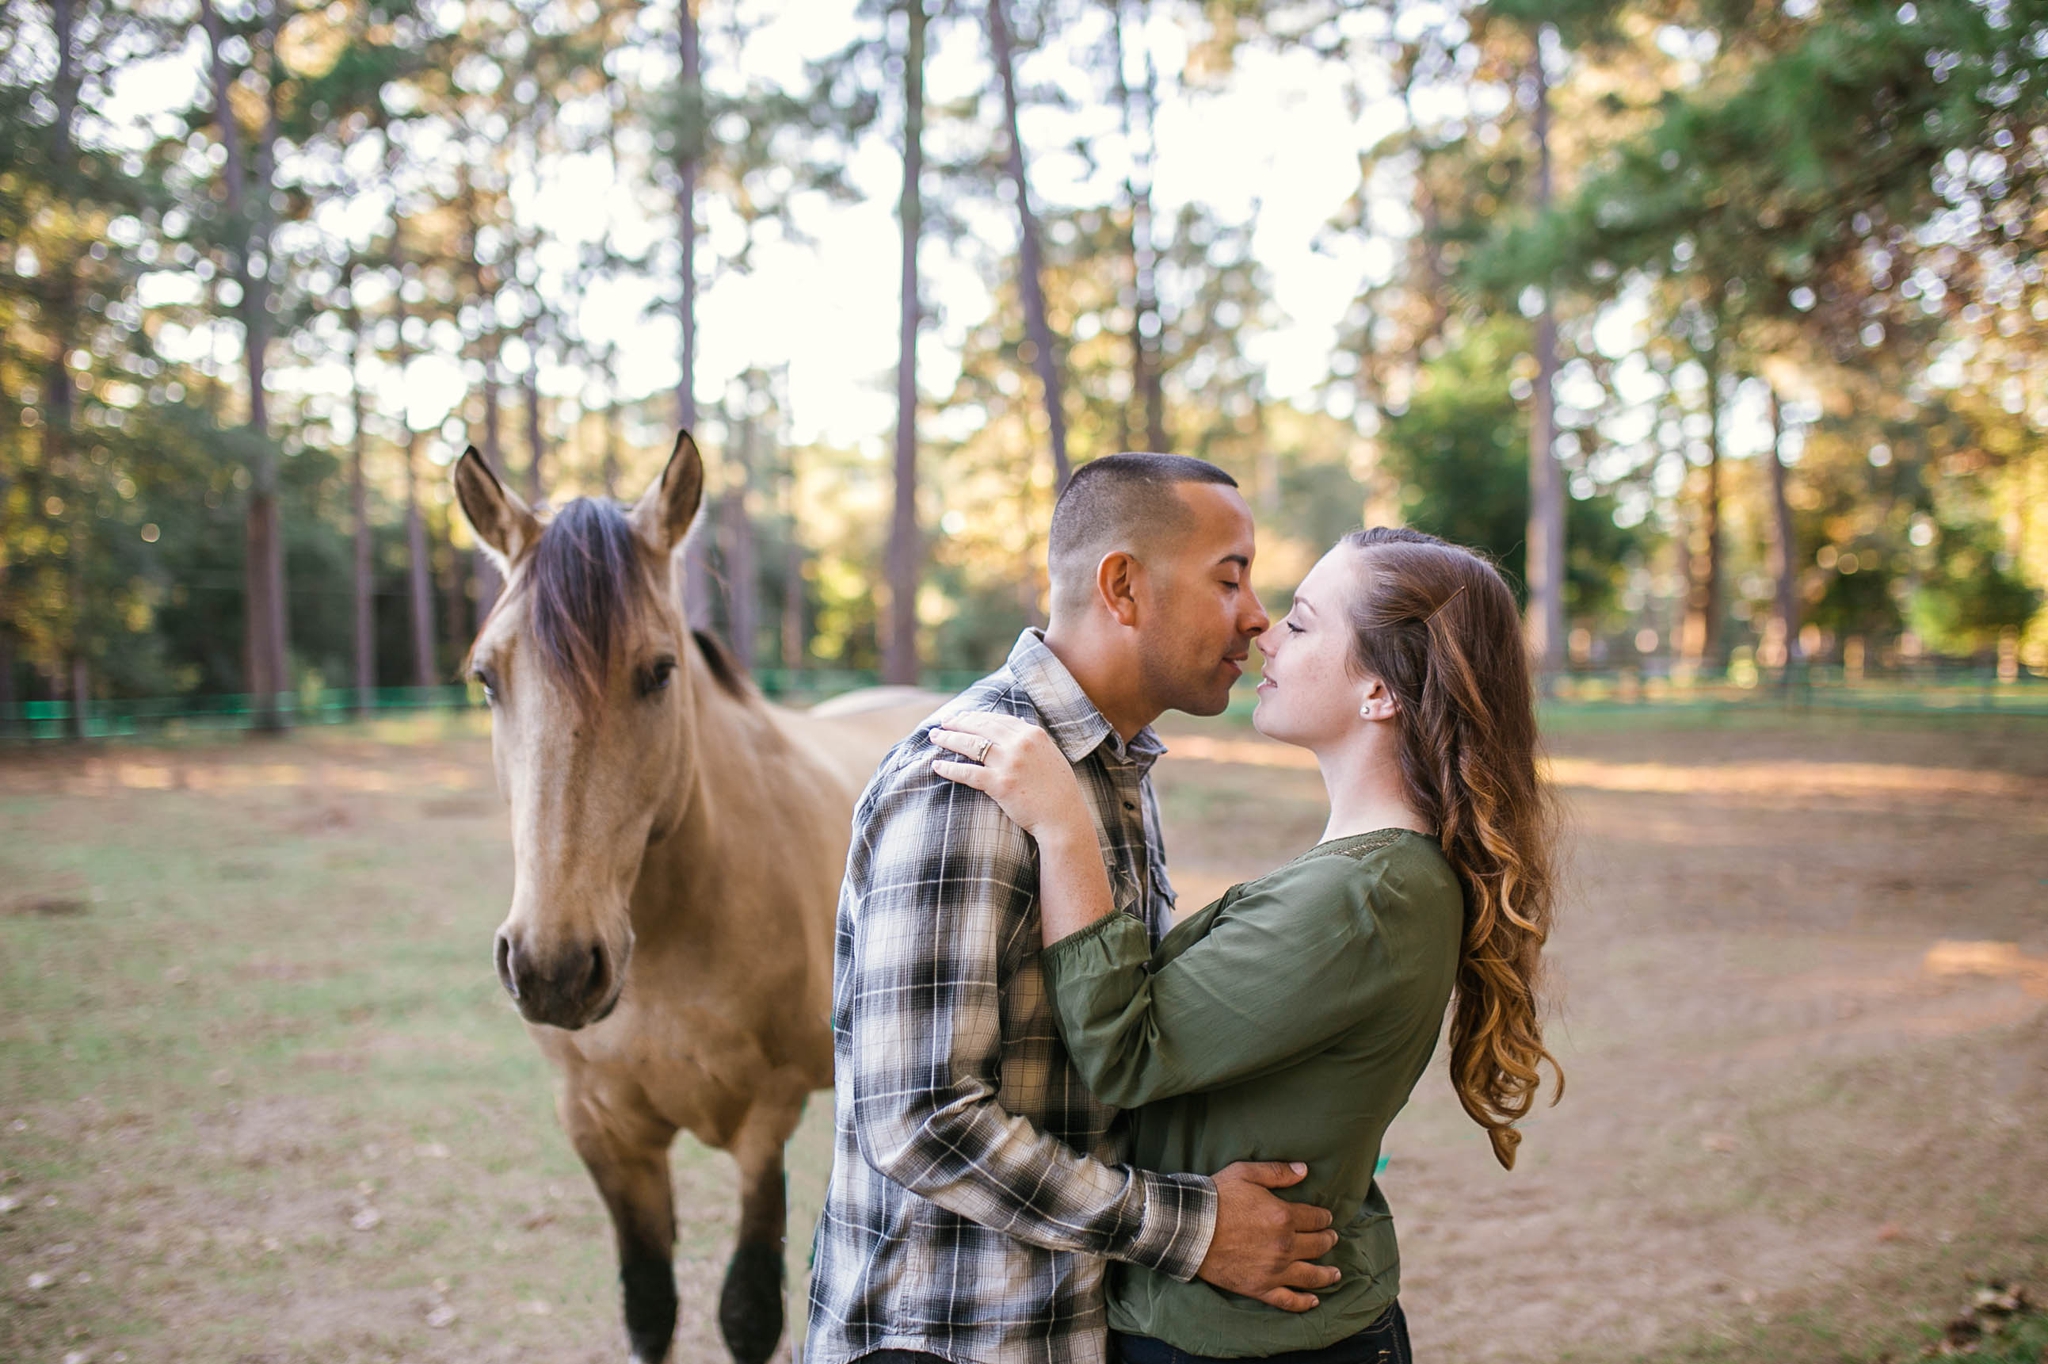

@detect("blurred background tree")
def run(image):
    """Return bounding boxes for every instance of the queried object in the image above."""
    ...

[1,0,2042,724]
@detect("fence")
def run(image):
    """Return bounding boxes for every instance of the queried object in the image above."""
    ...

[0,670,991,741]
[4,664,2045,741]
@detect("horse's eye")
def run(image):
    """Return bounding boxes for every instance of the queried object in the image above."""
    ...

[640,657,677,697]
[470,666,499,702]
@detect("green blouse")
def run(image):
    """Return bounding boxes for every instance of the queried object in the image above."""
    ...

[1040,829,1462,1358]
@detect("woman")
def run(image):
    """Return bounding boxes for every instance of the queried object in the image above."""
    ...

[928,527,1560,1363]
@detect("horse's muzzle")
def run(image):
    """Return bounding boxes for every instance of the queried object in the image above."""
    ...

[496,930,621,1030]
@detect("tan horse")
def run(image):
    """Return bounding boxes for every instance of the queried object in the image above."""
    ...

[454,434,935,1364]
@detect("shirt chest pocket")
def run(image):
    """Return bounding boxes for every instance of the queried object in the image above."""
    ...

[1105,854,1143,921]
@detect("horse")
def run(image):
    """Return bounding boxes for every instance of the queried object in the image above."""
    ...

[454,433,938,1364]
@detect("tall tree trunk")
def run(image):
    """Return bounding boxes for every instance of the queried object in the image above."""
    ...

[51,0,86,740]
[393,249,436,690]
[989,0,1070,490]
[51,0,79,165]
[601,374,621,500]
[597,89,624,511]
[405,430,437,689]
[1702,354,1724,671]
[721,405,757,672]
[1764,383,1802,685]
[347,265,376,714]
[523,332,546,502]
[1135,194,1164,450]
[1113,0,1165,452]
[466,173,504,623]
[1684,333,1725,672]
[1523,26,1565,681]
[783,528,805,673]
[440,532,467,672]
[67,525,89,741]
[48,0,78,447]
[676,0,715,631]
[70,653,90,742]
[201,0,288,730]
[780,435,805,672]
[0,629,16,735]
[884,0,927,686]
[1670,488,1692,663]
[475,352,504,620]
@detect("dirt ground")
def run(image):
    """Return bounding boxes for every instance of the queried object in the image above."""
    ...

[1,706,2044,1364]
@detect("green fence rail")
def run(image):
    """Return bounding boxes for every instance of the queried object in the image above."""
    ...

[1532,668,2048,718]
[4,666,2045,741]
[0,670,991,741]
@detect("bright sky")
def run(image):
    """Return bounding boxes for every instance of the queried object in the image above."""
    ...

[740,9,1401,450]
[105,5,1406,457]
[99,3,1797,489]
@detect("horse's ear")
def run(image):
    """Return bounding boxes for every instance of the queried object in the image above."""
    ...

[630,430,705,554]
[454,446,540,569]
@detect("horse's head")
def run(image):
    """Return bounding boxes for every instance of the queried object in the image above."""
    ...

[454,433,705,1031]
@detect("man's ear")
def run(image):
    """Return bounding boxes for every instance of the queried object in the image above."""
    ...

[454,446,541,569]
[630,430,706,554]
[1097,550,1144,628]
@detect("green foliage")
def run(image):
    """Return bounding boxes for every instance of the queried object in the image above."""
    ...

[1375,322,1640,624]
[3,0,2043,704]
[1779,393,2041,658]
[1,399,379,701]
[1911,521,2041,656]
[1488,0,2048,317]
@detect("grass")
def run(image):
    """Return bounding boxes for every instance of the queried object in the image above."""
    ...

[0,730,774,1363]
[2,709,2045,1364]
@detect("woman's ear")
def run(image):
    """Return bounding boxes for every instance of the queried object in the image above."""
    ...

[1358,675,1399,722]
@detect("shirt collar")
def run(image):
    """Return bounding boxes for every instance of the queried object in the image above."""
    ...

[1006,628,1167,771]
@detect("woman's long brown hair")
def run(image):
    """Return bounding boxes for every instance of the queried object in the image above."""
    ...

[1341,526,1562,1169]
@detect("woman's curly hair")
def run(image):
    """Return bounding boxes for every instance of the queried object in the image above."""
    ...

[1341,526,1562,1169]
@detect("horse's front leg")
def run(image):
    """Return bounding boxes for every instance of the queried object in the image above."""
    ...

[717,1081,811,1364]
[563,1085,681,1364]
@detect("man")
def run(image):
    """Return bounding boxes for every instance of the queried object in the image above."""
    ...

[807,454,1342,1364]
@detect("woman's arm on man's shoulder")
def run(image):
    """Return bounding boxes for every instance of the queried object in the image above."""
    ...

[1041,854,1397,1108]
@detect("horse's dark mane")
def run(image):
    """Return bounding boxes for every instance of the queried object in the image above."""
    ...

[528,499,648,710]
[691,629,752,700]
[525,497,749,708]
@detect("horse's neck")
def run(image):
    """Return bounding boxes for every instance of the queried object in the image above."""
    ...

[644,642,765,896]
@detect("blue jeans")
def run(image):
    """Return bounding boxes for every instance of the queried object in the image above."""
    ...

[1112,1301,1413,1364]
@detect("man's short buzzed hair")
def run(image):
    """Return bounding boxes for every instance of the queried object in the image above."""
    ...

[1047,452,1239,615]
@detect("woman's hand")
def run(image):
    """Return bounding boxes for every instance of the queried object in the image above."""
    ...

[933,712,1115,946]
[929,712,1091,843]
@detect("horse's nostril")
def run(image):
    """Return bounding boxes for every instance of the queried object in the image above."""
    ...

[495,932,519,998]
[586,943,609,999]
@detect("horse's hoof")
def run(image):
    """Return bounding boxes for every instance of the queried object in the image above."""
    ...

[621,1255,678,1364]
[718,1240,786,1364]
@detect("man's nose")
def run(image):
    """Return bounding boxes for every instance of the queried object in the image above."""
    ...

[1242,589,1270,637]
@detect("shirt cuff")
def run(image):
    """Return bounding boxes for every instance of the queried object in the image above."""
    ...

[1118,1170,1217,1282]
[1040,905,1140,967]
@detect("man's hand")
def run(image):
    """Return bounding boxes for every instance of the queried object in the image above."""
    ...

[1195,1161,1341,1312]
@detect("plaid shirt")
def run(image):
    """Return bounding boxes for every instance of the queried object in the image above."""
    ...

[805,630,1218,1364]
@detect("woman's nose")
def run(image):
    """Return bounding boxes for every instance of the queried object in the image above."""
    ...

[1255,629,1278,659]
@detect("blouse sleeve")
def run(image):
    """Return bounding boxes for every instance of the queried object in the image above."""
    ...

[1040,853,1402,1109]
